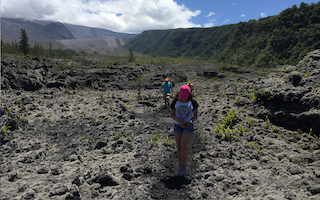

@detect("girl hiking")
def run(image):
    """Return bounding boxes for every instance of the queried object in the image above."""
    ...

[170,85,199,176]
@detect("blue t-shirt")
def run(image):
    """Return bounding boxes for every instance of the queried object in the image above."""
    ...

[162,82,173,93]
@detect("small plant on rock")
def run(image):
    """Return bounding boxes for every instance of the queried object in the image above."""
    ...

[6,106,12,114]
[222,90,227,98]
[236,125,248,136]
[308,128,314,135]
[150,93,156,99]
[47,143,55,150]
[246,141,258,148]
[256,147,267,156]
[262,116,270,129]
[125,105,131,110]
[222,109,240,128]
[249,92,257,102]
[23,116,29,123]
[232,97,241,105]
[277,133,284,138]
[114,132,122,141]
[271,125,278,132]
[246,117,254,127]
[221,126,234,141]
[1,125,11,134]
[312,143,319,150]
[124,134,131,142]
[151,133,161,147]
[214,122,225,133]
[302,71,310,78]
[163,136,175,147]
[278,67,288,73]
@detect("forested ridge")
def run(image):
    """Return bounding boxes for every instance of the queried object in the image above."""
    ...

[124,2,320,67]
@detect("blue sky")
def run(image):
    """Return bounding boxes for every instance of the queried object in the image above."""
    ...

[1,0,318,34]
[175,0,318,27]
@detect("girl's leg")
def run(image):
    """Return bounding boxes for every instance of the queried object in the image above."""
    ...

[180,132,192,167]
[175,134,183,168]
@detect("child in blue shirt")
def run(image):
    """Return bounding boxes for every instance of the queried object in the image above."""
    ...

[161,78,173,108]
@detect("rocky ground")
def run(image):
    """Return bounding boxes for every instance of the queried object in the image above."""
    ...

[1,51,320,200]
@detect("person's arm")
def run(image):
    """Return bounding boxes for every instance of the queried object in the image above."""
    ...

[170,109,185,127]
[191,109,198,122]
[170,109,178,121]
[186,100,199,126]
[183,108,198,127]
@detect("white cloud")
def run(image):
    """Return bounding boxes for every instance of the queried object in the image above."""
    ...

[241,14,246,17]
[206,11,216,17]
[260,13,267,18]
[222,19,230,24]
[204,19,216,28]
[1,0,202,34]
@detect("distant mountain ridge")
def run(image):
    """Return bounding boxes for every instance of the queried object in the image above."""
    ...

[1,18,138,52]
[63,24,137,39]
[1,18,138,42]
[43,22,76,40]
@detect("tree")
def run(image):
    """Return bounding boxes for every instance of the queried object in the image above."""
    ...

[128,48,135,62]
[49,41,53,58]
[32,42,44,56]
[19,28,30,55]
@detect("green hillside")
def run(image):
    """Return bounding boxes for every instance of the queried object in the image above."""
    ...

[124,2,320,67]
[124,30,168,53]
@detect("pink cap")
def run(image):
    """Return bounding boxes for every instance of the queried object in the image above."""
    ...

[179,85,191,99]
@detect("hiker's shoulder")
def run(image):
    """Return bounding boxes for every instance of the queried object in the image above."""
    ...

[191,99,199,108]
[170,98,178,109]
[172,98,178,104]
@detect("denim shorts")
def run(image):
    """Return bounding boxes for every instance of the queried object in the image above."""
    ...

[174,123,194,135]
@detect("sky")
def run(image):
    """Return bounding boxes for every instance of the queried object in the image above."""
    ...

[1,0,318,34]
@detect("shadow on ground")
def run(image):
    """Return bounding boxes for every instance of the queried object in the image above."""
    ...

[161,176,192,190]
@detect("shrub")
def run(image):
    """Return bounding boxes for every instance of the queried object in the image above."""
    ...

[114,132,122,140]
[236,125,248,136]
[151,133,161,147]
[163,136,175,147]
[222,109,240,128]
[246,117,254,127]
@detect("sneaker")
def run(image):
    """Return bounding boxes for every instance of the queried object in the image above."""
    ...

[176,168,182,176]
[180,166,187,176]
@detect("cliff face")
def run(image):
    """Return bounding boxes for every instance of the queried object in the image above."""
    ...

[253,50,320,133]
